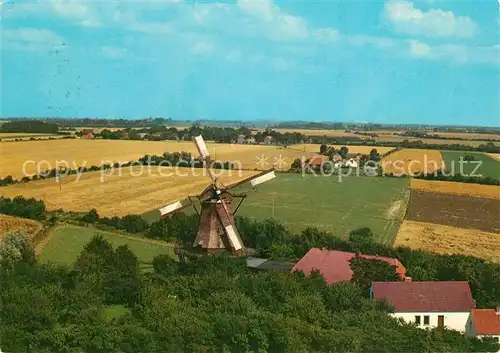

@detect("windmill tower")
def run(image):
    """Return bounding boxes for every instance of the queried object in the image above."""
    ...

[154,135,276,255]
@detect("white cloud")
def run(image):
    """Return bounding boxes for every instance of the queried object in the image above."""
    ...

[2,28,66,51]
[51,0,100,27]
[384,0,477,38]
[408,40,469,62]
[236,0,335,41]
[409,40,431,57]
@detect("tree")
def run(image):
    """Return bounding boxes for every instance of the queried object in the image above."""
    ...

[339,146,349,159]
[0,231,36,266]
[348,227,373,244]
[81,208,99,223]
[319,144,328,155]
[369,148,381,162]
[349,257,401,293]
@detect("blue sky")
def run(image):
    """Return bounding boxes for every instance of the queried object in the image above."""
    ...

[1,0,499,126]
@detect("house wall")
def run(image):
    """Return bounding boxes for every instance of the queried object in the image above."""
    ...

[391,312,470,332]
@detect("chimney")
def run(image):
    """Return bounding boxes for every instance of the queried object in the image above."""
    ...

[496,306,500,315]
[404,276,412,282]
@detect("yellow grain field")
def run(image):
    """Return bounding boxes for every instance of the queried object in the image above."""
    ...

[0,133,56,137]
[0,139,316,178]
[0,214,43,239]
[381,149,443,175]
[486,153,500,162]
[291,144,395,155]
[394,220,500,263]
[377,135,492,147]
[0,166,259,216]
[411,179,500,200]
[432,132,500,141]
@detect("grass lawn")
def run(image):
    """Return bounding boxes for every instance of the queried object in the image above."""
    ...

[441,151,500,179]
[231,173,410,245]
[39,225,175,265]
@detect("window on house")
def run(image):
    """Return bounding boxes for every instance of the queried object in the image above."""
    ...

[424,316,430,325]
[415,316,421,325]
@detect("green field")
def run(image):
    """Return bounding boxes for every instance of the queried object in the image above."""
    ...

[441,151,500,179]
[39,225,174,265]
[231,174,410,245]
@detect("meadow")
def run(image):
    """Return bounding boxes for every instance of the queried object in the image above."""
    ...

[440,151,500,179]
[230,173,410,245]
[0,166,258,216]
[0,139,316,178]
[38,225,174,265]
[394,220,500,263]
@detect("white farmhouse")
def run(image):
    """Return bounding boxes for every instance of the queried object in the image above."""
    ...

[371,281,475,333]
[466,308,500,348]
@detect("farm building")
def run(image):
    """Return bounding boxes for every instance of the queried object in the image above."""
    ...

[246,257,295,272]
[304,155,330,169]
[291,248,407,284]
[236,134,246,144]
[81,132,94,139]
[371,281,475,332]
[245,137,256,144]
[466,308,500,345]
[263,136,274,145]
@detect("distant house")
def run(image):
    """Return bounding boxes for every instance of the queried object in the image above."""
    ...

[331,153,343,163]
[291,248,406,284]
[263,136,274,145]
[237,134,246,144]
[371,281,475,332]
[81,128,94,134]
[304,155,329,169]
[81,132,94,139]
[466,308,500,345]
[344,158,359,168]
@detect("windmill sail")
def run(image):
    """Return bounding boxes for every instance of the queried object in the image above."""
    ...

[193,135,210,159]
[227,168,276,190]
[250,170,276,187]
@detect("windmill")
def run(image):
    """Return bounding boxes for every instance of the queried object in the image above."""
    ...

[155,135,276,255]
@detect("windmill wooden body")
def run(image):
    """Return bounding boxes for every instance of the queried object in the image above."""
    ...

[154,135,276,255]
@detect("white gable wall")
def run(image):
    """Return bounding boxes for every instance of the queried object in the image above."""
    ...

[391,312,470,332]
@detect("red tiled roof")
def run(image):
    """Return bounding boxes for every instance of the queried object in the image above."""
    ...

[472,309,500,335]
[307,155,329,167]
[372,281,475,312]
[291,248,407,284]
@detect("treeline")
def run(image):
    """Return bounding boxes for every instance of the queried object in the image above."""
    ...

[97,125,307,145]
[0,120,59,133]
[0,196,46,220]
[309,138,500,153]
[1,233,499,353]
[403,130,500,142]
[146,215,500,308]
[81,209,149,234]
[413,170,500,186]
